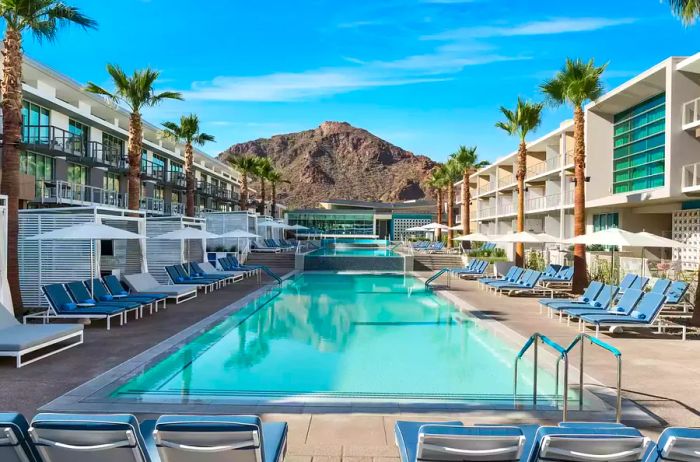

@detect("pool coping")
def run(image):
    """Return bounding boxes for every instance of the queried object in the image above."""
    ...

[39,270,661,425]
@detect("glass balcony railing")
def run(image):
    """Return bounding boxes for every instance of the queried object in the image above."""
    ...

[35,179,126,208]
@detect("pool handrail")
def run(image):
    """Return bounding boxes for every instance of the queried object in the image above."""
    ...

[557,333,623,423]
[514,332,569,421]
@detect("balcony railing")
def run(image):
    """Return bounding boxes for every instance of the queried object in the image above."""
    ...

[141,160,166,182]
[22,125,127,169]
[498,173,516,186]
[477,180,497,195]
[165,202,185,216]
[527,156,560,178]
[166,170,186,189]
[35,179,126,208]
[197,180,216,196]
[683,96,700,127]
[138,196,166,214]
[525,196,546,211]
[478,206,496,219]
[682,162,700,192]
[564,186,575,206]
[498,202,515,215]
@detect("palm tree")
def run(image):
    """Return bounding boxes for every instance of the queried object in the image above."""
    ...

[495,97,544,267]
[450,145,489,245]
[668,0,700,326]
[161,114,215,218]
[444,159,462,247]
[670,0,700,23]
[541,59,606,293]
[229,155,259,210]
[255,157,274,215]
[85,65,182,211]
[427,166,447,240]
[267,170,289,219]
[0,1,96,310]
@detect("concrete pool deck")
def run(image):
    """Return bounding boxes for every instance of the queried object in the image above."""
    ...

[1,270,699,460]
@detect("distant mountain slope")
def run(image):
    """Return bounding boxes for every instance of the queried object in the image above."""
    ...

[218,121,437,209]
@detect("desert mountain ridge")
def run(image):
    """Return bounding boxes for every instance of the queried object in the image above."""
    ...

[218,121,438,209]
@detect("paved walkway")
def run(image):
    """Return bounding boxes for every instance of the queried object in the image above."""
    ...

[3,271,699,460]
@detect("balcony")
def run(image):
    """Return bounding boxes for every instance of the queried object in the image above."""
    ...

[22,125,127,170]
[526,156,561,179]
[34,179,126,208]
[478,206,496,219]
[682,96,700,130]
[165,170,186,189]
[165,202,185,216]
[141,159,166,182]
[498,202,515,216]
[477,180,497,195]
[498,173,516,188]
[138,196,166,214]
[682,162,700,193]
[196,180,216,197]
[564,185,575,206]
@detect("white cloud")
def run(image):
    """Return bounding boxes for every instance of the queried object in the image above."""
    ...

[337,20,385,29]
[423,17,637,40]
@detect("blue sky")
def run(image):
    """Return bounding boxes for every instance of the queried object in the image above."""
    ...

[19,0,700,163]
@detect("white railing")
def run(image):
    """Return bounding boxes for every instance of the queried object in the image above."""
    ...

[478,206,496,219]
[564,186,575,206]
[525,196,546,211]
[139,197,166,214]
[683,96,700,127]
[499,173,516,186]
[499,202,515,215]
[478,180,497,195]
[166,202,185,216]
[682,162,700,191]
[527,156,560,177]
[546,193,562,208]
[564,151,575,166]
[37,180,126,208]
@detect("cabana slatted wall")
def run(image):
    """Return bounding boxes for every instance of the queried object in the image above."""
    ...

[146,216,206,284]
[101,218,146,276]
[18,207,147,308]
[204,211,258,252]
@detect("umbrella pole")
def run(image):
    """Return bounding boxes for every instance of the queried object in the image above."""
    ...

[90,239,94,297]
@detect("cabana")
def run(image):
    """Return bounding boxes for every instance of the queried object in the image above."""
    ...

[0,195,10,313]
[203,210,259,259]
[18,207,147,309]
[145,216,206,284]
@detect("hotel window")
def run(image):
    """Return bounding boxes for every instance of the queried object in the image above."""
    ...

[154,185,165,200]
[21,101,50,144]
[68,119,89,154]
[612,93,665,194]
[102,133,124,160]
[67,163,88,185]
[141,149,149,173]
[171,192,180,203]
[103,173,121,192]
[152,154,166,176]
[593,213,619,232]
[171,162,183,174]
[20,152,54,196]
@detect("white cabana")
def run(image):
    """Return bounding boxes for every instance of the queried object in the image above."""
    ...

[0,195,9,313]
[28,222,147,295]
[219,229,261,259]
[146,216,207,284]
[154,227,220,263]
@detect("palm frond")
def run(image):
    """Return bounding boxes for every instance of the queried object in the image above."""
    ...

[670,0,700,24]
[540,58,607,108]
[7,0,96,41]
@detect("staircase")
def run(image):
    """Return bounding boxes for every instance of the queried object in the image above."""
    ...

[413,254,464,271]
[245,252,296,272]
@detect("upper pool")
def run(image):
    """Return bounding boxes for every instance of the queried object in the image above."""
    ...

[113,273,563,405]
[309,247,397,257]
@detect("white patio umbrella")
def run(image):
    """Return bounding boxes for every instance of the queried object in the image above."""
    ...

[405,226,428,232]
[27,222,147,296]
[154,227,221,265]
[219,229,261,256]
[493,231,549,243]
[454,232,495,242]
[287,224,309,231]
[448,224,465,231]
[421,223,450,231]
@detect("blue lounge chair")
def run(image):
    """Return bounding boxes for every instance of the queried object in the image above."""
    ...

[29,413,152,462]
[495,270,547,297]
[229,256,263,272]
[191,261,245,282]
[451,259,479,274]
[427,242,445,253]
[66,281,141,322]
[485,268,531,290]
[616,274,639,295]
[0,412,41,462]
[395,420,529,462]
[539,266,573,286]
[578,291,669,338]
[528,424,650,462]
[103,275,169,310]
[546,284,619,321]
[542,264,563,278]
[649,278,672,295]
[647,427,700,462]
[539,281,604,308]
[174,263,224,286]
[89,278,166,315]
[564,288,644,320]
[479,266,522,287]
[452,260,487,276]
[151,415,288,462]
[664,281,690,310]
[189,261,239,285]
[38,283,125,330]
[165,265,217,293]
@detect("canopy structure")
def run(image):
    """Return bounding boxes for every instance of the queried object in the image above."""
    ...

[635,231,685,249]
[28,222,147,295]
[219,230,260,239]
[153,228,221,241]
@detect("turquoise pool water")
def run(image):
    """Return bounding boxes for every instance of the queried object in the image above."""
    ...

[309,247,397,257]
[114,273,561,404]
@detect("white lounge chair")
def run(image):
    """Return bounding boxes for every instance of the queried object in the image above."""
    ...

[123,273,198,304]
[1,303,83,368]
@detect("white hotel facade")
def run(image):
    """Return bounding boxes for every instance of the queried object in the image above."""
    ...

[0,58,252,217]
[456,53,700,268]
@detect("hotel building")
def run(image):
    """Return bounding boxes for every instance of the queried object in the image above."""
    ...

[0,58,253,217]
[457,53,700,268]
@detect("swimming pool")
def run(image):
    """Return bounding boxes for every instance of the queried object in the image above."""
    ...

[309,247,397,257]
[113,273,562,405]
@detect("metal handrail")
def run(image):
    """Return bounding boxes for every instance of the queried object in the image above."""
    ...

[557,333,623,422]
[426,268,451,288]
[514,332,569,421]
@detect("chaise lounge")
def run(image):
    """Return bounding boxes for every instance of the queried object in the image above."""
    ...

[123,273,198,304]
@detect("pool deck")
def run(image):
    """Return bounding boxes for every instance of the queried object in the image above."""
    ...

[2,270,700,461]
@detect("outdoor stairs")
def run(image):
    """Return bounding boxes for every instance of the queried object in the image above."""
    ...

[413,254,464,271]
[245,252,296,271]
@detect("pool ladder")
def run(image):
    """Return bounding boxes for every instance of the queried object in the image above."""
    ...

[255,265,282,284]
[425,268,451,288]
[513,332,622,422]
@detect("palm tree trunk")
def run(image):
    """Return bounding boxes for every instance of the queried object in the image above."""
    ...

[447,183,455,247]
[572,105,588,294]
[184,142,195,217]
[436,189,443,240]
[271,182,277,219]
[127,113,143,211]
[0,28,24,311]
[239,174,248,210]
[461,171,470,250]
[259,179,266,215]
[515,141,527,267]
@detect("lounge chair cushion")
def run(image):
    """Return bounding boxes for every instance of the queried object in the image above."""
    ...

[530,426,649,462]
[0,324,82,351]
[60,302,77,311]
[99,294,114,301]
[0,412,41,462]
[395,420,463,462]
[655,427,700,462]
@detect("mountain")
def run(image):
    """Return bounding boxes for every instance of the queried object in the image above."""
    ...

[218,121,437,209]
